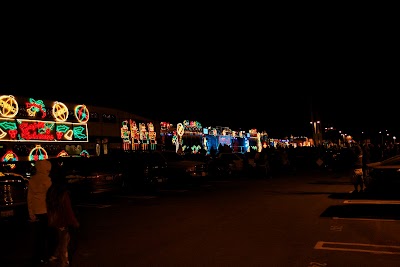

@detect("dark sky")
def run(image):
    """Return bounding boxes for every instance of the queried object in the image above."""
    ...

[1,18,398,139]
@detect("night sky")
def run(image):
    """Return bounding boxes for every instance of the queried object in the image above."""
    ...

[1,19,397,140]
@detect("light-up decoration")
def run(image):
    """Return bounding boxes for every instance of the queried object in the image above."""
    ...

[0,118,88,142]
[191,145,201,153]
[257,132,262,152]
[175,123,185,153]
[0,119,17,139]
[1,150,19,169]
[203,136,208,152]
[130,120,140,150]
[121,120,131,150]
[80,150,90,157]
[102,138,108,155]
[0,95,18,118]
[177,123,184,137]
[139,123,148,150]
[147,122,157,150]
[29,145,48,161]
[66,145,83,155]
[52,101,69,122]
[26,98,47,119]
[182,120,202,133]
[56,150,69,157]
[74,104,89,123]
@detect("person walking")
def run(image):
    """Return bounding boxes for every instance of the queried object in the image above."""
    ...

[27,159,53,266]
[46,162,80,267]
[351,142,364,193]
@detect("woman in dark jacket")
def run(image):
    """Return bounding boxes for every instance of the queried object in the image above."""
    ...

[46,164,79,267]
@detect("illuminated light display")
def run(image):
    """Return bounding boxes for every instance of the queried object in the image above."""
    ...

[74,104,89,123]
[147,122,157,150]
[120,120,131,150]
[130,120,140,150]
[52,101,69,122]
[29,145,49,161]
[0,95,19,118]
[65,145,83,155]
[102,138,108,155]
[0,118,88,142]
[26,98,47,119]
[1,150,19,169]
[56,150,69,157]
[177,123,184,137]
[139,123,148,150]
[191,145,202,153]
[80,150,90,157]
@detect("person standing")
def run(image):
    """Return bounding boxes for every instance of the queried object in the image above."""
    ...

[351,142,364,193]
[27,159,53,266]
[46,162,80,267]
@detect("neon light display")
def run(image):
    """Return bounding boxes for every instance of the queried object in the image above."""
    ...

[29,145,48,161]
[0,118,88,142]
[0,95,19,118]
[139,123,148,150]
[57,150,69,157]
[130,120,140,150]
[1,150,19,169]
[52,101,69,122]
[26,98,47,119]
[121,120,131,150]
[147,122,157,150]
[74,104,89,123]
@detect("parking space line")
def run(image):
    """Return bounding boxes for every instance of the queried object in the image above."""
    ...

[332,217,396,222]
[122,195,157,199]
[343,200,400,204]
[314,241,400,255]
[76,204,112,208]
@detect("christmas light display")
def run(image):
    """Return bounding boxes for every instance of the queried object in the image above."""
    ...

[26,98,47,119]
[130,120,140,150]
[147,122,157,150]
[0,118,88,142]
[139,123,148,150]
[74,104,89,123]
[120,120,131,150]
[56,150,69,157]
[29,145,49,161]
[1,150,19,169]
[0,95,18,118]
[52,101,69,122]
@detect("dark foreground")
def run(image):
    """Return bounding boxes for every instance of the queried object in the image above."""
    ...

[2,169,400,267]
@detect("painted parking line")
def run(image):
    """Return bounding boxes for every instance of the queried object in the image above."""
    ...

[343,200,400,204]
[332,217,397,222]
[314,241,400,255]
[122,195,157,199]
[76,204,112,208]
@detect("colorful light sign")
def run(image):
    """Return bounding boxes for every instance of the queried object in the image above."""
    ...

[0,118,88,142]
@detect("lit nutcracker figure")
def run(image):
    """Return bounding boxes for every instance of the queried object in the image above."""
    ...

[147,122,157,150]
[120,120,131,150]
[139,122,149,150]
[130,119,140,150]
[175,123,184,154]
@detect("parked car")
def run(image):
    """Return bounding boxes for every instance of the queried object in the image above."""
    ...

[153,150,208,184]
[118,151,168,193]
[0,161,30,220]
[363,154,400,193]
[49,155,124,199]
